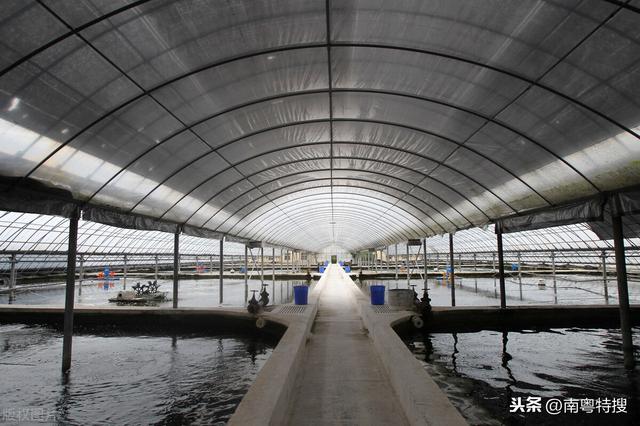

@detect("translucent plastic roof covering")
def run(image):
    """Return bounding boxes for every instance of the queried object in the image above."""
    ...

[1,210,633,259]
[0,0,639,252]
[421,223,639,254]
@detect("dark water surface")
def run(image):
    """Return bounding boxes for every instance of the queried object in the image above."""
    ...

[0,324,278,425]
[403,327,640,425]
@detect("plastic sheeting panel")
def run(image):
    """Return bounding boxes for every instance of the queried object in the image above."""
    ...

[498,197,605,234]
[0,0,638,252]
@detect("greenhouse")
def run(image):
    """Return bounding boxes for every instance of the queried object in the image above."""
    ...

[0,0,639,424]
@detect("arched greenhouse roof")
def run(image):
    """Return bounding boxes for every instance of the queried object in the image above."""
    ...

[0,0,639,252]
[0,210,635,258]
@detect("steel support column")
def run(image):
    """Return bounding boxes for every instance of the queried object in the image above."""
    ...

[173,231,179,309]
[517,252,522,300]
[612,213,635,370]
[551,251,557,304]
[423,238,428,290]
[78,254,84,296]
[244,245,249,303]
[395,244,399,280]
[219,237,224,305]
[406,244,410,288]
[497,228,506,309]
[123,253,128,290]
[9,253,16,291]
[260,246,264,286]
[492,252,497,297]
[602,250,609,304]
[62,210,79,373]
[384,248,388,271]
[449,233,455,307]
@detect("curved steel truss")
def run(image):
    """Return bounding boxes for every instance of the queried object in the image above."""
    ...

[0,0,639,252]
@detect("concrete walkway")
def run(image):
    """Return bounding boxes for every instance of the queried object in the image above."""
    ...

[287,265,409,425]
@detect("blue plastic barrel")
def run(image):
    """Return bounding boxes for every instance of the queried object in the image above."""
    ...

[324,260,329,266]
[319,266,326,273]
[370,285,385,305]
[339,261,344,266]
[293,285,309,305]
[344,266,351,273]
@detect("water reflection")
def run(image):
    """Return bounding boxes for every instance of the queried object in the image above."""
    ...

[404,328,640,424]
[451,333,459,374]
[0,324,277,424]
[501,331,516,400]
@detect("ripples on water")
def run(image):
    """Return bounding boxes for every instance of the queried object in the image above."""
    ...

[403,328,640,425]
[0,324,278,425]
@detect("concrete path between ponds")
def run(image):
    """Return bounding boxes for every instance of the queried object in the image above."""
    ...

[286,264,410,425]
[230,264,467,426]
